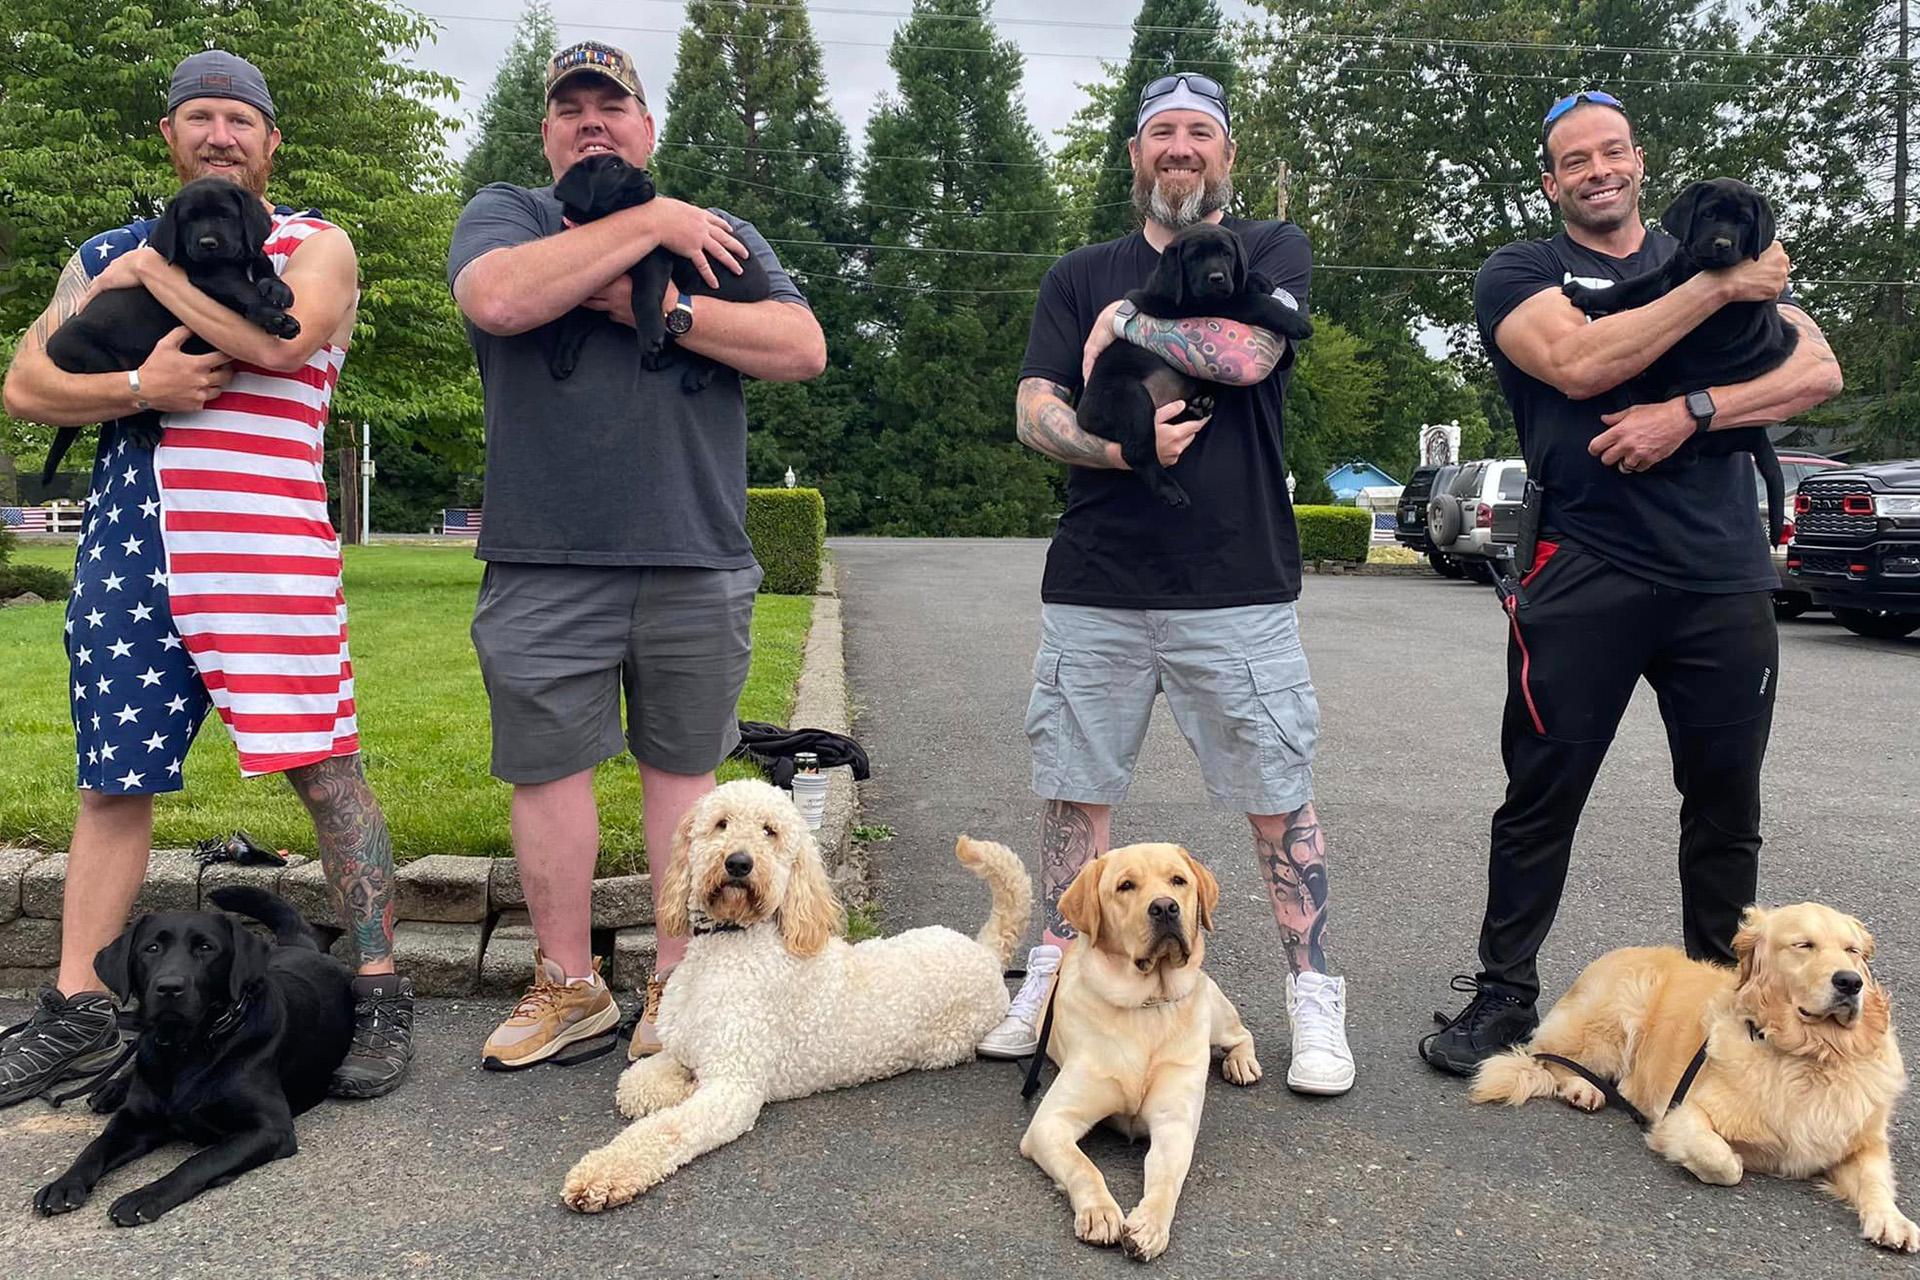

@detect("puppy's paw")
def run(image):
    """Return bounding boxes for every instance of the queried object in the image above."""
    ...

[1121,1206,1173,1262]
[33,1173,93,1216]
[1222,1044,1263,1086]
[1074,1198,1125,1247]
[256,276,295,309]
[266,310,302,340]
[1558,1078,1605,1111]
[1862,1207,1920,1253]
[561,1149,647,1214]
[107,1185,173,1227]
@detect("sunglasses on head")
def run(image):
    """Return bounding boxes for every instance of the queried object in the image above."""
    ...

[1542,89,1626,129]
[1139,73,1230,126]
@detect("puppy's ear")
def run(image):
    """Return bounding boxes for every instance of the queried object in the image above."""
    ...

[93,917,146,1003]
[151,196,187,265]
[1056,856,1104,948]
[655,803,700,940]
[1661,182,1706,246]
[224,914,272,1003]
[1732,904,1768,988]
[1181,849,1220,932]
[1164,240,1188,309]
[1742,185,1776,261]
[236,186,272,253]
[1229,232,1249,294]
[777,830,840,959]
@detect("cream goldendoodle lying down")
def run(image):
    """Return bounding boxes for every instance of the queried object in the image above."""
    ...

[563,779,1030,1212]
[1472,903,1915,1253]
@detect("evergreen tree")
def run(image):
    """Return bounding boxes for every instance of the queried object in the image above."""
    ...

[654,0,864,524]
[1084,0,1235,246]
[854,0,1061,535]
[458,0,559,202]
[1049,71,1128,252]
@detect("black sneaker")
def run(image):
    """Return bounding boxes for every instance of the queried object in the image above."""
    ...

[1419,974,1538,1077]
[0,988,121,1107]
[329,974,415,1100]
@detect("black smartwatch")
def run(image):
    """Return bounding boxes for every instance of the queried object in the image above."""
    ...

[1685,389,1716,435]
[665,291,694,337]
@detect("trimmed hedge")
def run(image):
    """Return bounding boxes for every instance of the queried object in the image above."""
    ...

[0,562,71,602]
[1294,504,1373,563]
[746,487,826,594]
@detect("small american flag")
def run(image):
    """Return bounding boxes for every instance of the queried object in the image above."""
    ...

[442,508,482,535]
[1,506,51,532]
[1371,511,1398,544]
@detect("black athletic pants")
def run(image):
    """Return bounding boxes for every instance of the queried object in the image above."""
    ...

[1477,542,1778,1005]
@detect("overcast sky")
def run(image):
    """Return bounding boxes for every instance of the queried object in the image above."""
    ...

[406,1,1262,161]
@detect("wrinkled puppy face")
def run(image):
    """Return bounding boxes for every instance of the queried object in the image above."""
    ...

[1664,178,1773,271]
[1062,843,1219,975]
[554,153,657,223]
[1161,224,1246,307]
[161,178,269,266]
[1736,903,1886,1054]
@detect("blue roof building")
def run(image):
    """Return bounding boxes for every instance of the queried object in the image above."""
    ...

[1323,460,1400,501]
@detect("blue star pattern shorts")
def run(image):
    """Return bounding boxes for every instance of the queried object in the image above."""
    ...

[65,438,213,794]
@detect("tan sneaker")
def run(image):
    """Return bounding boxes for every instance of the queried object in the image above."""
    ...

[626,971,667,1062]
[481,950,620,1071]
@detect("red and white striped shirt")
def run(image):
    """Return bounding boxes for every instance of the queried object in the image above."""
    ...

[153,213,358,776]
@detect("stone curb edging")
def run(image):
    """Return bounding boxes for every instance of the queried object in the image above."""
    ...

[0,558,858,1001]
[1302,559,1434,577]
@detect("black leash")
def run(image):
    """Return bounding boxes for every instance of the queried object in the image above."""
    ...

[1532,1036,1713,1130]
[1020,981,1058,1101]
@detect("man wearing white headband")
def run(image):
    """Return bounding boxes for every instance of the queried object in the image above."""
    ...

[998,71,1356,1099]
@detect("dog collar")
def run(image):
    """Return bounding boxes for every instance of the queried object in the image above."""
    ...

[690,921,746,936]
[206,989,255,1041]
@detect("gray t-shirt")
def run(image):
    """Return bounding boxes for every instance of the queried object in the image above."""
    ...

[446,182,808,566]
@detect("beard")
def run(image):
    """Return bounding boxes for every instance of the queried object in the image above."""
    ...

[170,144,273,197]
[1556,175,1640,235]
[1133,167,1235,230]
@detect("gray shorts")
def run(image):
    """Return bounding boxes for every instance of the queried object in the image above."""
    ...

[1026,602,1319,814]
[471,562,762,784]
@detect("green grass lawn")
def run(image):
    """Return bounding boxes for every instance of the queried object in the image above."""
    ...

[0,544,813,875]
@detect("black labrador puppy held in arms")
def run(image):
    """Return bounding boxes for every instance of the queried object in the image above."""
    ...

[546,153,769,391]
[1561,177,1796,542]
[40,177,302,482]
[1077,222,1313,507]
[34,887,353,1227]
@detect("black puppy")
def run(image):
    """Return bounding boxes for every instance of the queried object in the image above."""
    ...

[1561,177,1795,542]
[40,178,301,482]
[34,887,353,1227]
[1076,222,1313,507]
[546,154,770,391]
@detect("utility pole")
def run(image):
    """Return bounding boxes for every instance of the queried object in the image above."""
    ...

[361,422,373,545]
[1890,0,1910,396]
[1275,159,1291,220]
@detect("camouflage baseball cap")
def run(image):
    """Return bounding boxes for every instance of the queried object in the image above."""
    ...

[546,41,646,105]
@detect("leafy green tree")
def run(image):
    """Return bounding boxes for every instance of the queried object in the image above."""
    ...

[0,0,479,501]
[458,0,558,202]
[654,0,866,524]
[1048,73,1128,253]
[854,0,1061,535]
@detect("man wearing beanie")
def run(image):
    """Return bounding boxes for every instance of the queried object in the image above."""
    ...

[448,41,824,1069]
[1,50,415,1104]
[996,73,1355,1096]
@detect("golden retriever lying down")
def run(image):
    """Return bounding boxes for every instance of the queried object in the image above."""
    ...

[1472,903,1915,1252]
[1020,844,1261,1262]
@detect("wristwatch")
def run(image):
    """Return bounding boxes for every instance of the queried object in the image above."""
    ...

[1685,389,1716,434]
[128,369,150,411]
[665,291,694,337]
[1111,299,1139,341]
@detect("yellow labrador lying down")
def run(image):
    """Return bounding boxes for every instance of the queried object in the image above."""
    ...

[1020,844,1261,1262]
[1473,903,1915,1253]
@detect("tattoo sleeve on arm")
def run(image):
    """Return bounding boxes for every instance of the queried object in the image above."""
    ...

[288,756,396,965]
[1253,803,1329,975]
[1127,315,1285,386]
[1781,307,1839,369]
[1016,376,1121,468]
[1041,800,1099,939]
[17,254,91,359]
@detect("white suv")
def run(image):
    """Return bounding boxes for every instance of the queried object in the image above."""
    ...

[1426,458,1528,583]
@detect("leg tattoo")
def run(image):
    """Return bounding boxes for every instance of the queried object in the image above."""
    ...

[1041,801,1098,940]
[1253,804,1329,975]
[288,755,396,965]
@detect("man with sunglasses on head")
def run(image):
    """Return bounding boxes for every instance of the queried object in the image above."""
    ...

[995,72,1355,1097]
[1420,90,1845,1075]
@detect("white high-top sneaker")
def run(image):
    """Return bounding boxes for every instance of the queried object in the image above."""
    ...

[1286,971,1355,1095]
[977,944,1061,1058]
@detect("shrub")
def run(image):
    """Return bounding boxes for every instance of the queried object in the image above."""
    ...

[0,562,71,602]
[746,487,826,594]
[1294,505,1373,563]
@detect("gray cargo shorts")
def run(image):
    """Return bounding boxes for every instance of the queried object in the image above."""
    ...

[1026,601,1319,814]
[471,561,762,784]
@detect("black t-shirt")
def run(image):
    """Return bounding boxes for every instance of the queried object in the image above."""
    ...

[1474,229,1776,594]
[1020,217,1311,608]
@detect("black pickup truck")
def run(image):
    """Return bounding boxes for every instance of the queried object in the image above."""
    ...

[1786,459,1920,639]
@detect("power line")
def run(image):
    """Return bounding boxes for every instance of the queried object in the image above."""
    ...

[651,153,1126,215]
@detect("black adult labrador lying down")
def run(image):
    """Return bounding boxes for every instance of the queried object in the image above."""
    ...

[1077,222,1313,507]
[39,178,302,482]
[1561,177,1795,543]
[34,887,352,1227]
[545,153,770,391]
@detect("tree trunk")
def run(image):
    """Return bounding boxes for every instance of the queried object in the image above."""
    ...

[337,440,361,547]
[1890,0,1910,395]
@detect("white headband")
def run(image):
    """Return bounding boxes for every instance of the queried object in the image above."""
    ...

[1137,82,1230,137]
